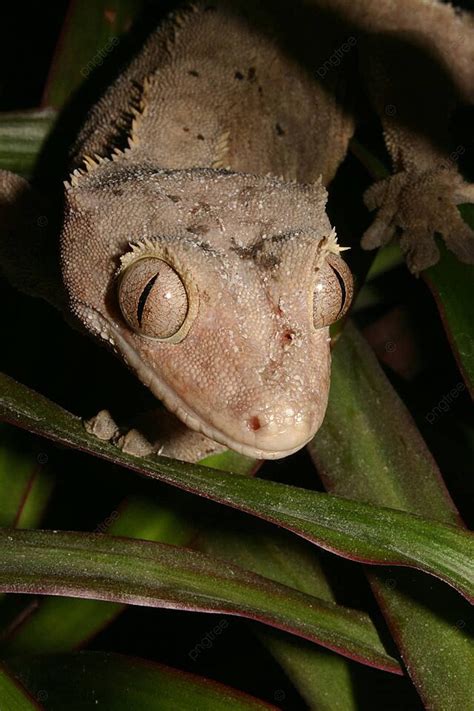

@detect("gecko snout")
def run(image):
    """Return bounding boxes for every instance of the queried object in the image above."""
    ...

[241,402,319,458]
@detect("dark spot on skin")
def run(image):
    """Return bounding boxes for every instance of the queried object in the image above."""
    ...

[258,85,263,96]
[188,69,199,77]
[234,70,244,80]
[259,253,280,269]
[186,223,210,235]
[275,123,285,136]
[197,133,205,140]
[238,185,258,204]
[248,416,261,431]
[231,241,281,269]
[190,201,211,215]
[166,194,181,203]
[248,67,256,82]
[282,328,295,344]
[112,187,123,196]
[183,127,190,132]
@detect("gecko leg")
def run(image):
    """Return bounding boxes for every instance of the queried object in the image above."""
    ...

[361,168,474,273]
[84,407,224,463]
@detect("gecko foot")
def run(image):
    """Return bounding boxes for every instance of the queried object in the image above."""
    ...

[361,168,474,273]
[83,407,224,462]
[115,428,156,457]
[84,409,155,456]
[84,409,121,441]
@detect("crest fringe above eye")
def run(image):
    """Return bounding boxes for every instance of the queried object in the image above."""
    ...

[117,238,164,275]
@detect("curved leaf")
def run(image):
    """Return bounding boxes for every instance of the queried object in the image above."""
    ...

[0,497,193,655]
[0,372,472,603]
[0,528,400,674]
[200,523,362,710]
[43,0,143,109]
[8,652,276,711]
[0,425,53,529]
[309,322,474,710]
[424,222,474,397]
[0,662,41,710]
[0,111,55,177]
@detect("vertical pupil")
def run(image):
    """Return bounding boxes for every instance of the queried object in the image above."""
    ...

[137,272,159,326]
[329,264,346,312]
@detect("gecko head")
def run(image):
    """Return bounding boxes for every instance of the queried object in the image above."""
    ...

[61,163,352,459]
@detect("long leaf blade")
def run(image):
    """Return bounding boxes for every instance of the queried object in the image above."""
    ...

[0,111,55,177]
[0,528,399,674]
[8,652,277,711]
[424,222,474,397]
[309,322,474,709]
[0,372,472,603]
[0,662,41,711]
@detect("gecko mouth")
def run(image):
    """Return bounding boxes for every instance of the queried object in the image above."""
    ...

[77,305,317,460]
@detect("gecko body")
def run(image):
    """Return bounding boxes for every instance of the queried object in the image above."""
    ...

[1,0,473,461]
[62,1,353,459]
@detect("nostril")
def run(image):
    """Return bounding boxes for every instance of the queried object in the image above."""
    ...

[248,416,262,431]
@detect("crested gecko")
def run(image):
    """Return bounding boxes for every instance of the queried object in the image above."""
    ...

[0,0,473,461]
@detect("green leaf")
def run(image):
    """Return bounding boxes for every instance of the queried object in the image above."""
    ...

[43,0,144,109]
[309,322,474,709]
[0,426,53,530]
[7,652,275,711]
[0,528,399,673]
[200,523,361,710]
[0,111,55,178]
[0,662,41,710]
[1,496,194,654]
[0,371,472,603]
[423,215,474,397]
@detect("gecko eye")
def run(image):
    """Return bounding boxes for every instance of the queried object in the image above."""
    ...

[118,257,189,339]
[312,254,353,328]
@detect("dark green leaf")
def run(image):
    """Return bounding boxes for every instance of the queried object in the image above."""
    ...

[0,111,55,177]
[0,372,472,603]
[43,0,144,109]
[0,662,41,710]
[0,528,399,673]
[7,652,276,711]
[0,497,193,655]
[200,523,362,710]
[309,322,474,709]
[424,217,474,397]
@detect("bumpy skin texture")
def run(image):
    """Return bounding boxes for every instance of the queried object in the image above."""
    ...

[321,0,474,271]
[61,0,357,459]
[63,162,340,459]
[2,0,473,459]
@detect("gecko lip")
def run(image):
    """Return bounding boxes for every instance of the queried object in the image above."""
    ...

[78,305,319,460]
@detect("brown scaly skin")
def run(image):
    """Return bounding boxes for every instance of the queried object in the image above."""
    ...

[0,0,473,460]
